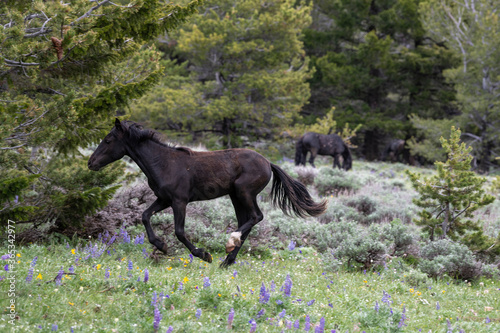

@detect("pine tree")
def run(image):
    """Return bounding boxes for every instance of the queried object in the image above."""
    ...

[406,127,495,242]
[131,0,313,147]
[0,0,202,228]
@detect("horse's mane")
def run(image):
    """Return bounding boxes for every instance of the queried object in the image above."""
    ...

[125,121,193,155]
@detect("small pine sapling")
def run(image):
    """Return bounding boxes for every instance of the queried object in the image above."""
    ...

[406,127,495,242]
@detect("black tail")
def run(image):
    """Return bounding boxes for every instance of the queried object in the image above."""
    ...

[342,144,352,171]
[294,137,304,166]
[270,164,327,218]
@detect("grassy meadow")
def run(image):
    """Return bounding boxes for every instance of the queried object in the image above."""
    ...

[1,159,499,332]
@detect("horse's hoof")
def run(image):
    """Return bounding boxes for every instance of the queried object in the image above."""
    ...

[192,248,212,263]
[226,245,235,253]
[220,257,235,269]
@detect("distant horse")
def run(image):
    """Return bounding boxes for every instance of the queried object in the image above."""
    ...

[295,132,352,170]
[381,139,416,165]
[88,119,327,268]
[381,139,405,162]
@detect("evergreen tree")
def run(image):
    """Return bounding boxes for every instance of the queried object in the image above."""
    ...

[0,0,202,228]
[419,0,500,173]
[406,127,495,243]
[131,0,313,148]
[303,0,458,160]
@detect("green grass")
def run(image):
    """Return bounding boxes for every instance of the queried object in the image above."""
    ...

[1,239,499,332]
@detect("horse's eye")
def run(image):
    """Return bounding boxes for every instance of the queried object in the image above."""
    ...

[105,139,110,144]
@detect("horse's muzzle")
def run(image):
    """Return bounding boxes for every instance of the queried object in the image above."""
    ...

[87,157,100,171]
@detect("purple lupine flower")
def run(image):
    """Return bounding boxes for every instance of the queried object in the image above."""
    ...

[203,277,211,288]
[381,290,391,305]
[288,240,296,251]
[1,254,11,260]
[315,317,325,333]
[166,326,173,333]
[485,316,491,324]
[256,309,265,319]
[26,256,38,283]
[374,301,379,312]
[4,264,8,271]
[398,306,407,328]
[270,280,276,292]
[233,270,238,278]
[151,291,158,306]
[283,274,292,297]
[249,319,257,333]
[189,254,194,263]
[68,265,75,274]
[446,318,452,332]
[128,260,133,271]
[55,267,64,285]
[307,299,315,306]
[121,228,130,243]
[142,248,149,259]
[294,319,300,329]
[153,304,162,331]
[305,314,311,331]
[107,235,116,246]
[195,308,202,319]
[227,308,235,328]
[279,309,286,318]
[436,301,440,310]
[137,276,141,282]
[276,299,283,305]
[144,268,149,283]
[105,267,110,279]
[51,324,58,331]
[259,283,270,304]
[178,282,183,290]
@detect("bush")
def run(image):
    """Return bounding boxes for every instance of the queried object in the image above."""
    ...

[418,239,482,280]
[378,220,417,256]
[314,167,361,196]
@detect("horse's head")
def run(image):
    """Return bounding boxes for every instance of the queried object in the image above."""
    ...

[88,119,128,171]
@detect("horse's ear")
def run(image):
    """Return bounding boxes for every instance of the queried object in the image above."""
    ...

[115,118,123,132]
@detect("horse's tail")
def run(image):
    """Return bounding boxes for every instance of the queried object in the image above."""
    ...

[343,144,352,171]
[294,137,304,166]
[270,163,327,218]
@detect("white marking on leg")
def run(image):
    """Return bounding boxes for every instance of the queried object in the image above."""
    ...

[229,231,242,247]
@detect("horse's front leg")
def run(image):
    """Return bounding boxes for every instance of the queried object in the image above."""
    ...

[333,154,341,169]
[172,199,213,263]
[142,199,170,253]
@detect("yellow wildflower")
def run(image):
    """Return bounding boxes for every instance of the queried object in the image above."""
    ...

[36,273,42,280]
[71,249,76,255]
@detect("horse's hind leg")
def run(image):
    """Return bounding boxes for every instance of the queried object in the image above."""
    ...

[222,194,264,268]
[308,148,318,168]
[142,199,170,253]
[333,154,341,169]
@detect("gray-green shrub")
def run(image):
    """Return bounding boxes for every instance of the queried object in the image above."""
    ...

[418,239,482,280]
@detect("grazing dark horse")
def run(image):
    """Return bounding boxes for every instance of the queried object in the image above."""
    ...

[295,132,352,170]
[380,139,418,166]
[381,139,405,162]
[88,119,327,267]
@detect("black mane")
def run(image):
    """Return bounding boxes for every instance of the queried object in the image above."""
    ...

[125,121,192,154]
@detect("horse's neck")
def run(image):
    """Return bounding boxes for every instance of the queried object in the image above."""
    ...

[126,140,172,186]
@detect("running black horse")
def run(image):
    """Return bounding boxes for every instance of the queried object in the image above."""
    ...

[295,132,352,170]
[88,119,327,268]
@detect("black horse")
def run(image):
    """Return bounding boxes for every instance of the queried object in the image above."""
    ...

[88,119,327,267]
[295,132,352,170]
[381,139,405,162]
[381,139,416,165]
